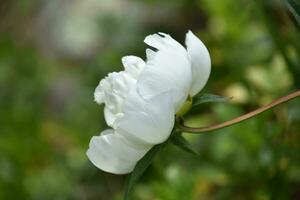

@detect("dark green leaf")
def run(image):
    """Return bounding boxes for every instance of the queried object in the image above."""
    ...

[171,134,200,156]
[124,142,167,200]
[285,0,300,26]
[193,93,230,107]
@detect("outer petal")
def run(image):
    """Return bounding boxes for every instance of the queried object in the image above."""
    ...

[185,31,211,96]
[138,33,192,111]
[86,129,151,174]
[114,89,175,145]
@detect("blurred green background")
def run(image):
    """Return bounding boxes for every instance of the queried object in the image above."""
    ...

[1,0,300,199]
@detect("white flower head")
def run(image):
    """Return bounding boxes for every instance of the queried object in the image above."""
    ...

[87,30,211,174]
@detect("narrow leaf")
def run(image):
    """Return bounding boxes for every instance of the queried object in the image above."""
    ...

[124,142,167,200]
[193,93,230,107]
[285,0,300,26]
[171,134,199,156]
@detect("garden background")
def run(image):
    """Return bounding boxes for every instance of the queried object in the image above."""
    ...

[1,0,300,199]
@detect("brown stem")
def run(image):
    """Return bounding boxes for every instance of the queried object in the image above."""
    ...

[176,90,300,133]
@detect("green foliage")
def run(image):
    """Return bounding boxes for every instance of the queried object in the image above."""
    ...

[192,93,230,107]
[170,133,200,156]
[285,0,300,25]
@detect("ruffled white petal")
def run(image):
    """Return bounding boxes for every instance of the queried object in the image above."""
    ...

[138,33,192,111]
[121,56,145,79]
[146,48,155,61]
[94,71,138,127]
[94,79,107,104]
[185,31,211,96]
[114,90,175,145]
[104,107,124,127]
[86,129,151,174]
[104,107,115,126]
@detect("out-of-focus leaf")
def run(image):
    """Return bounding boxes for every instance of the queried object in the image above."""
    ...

[285,0,300,26]
[192,93,230,107]
[171,134,199,156]
[124,142,167,200]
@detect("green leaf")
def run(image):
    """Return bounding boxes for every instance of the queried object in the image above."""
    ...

[124,142,167,200]
[171,134,200,156]
[285,0,300,26]
[193,93,230,107]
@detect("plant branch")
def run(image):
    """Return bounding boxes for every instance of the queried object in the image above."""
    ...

[176,90,300,133]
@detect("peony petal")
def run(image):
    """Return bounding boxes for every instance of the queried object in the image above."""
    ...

[94,80,107,104]
[104,107,115,126]
[86,129,151,174]
[114,90,175,145]
[185,31,211,96]
[121,56,145,79]
[138,33,192,111]
[104,107,124,127]
[145,48,156,61]
[144,33,187,54]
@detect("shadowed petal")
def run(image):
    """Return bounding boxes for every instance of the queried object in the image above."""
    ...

[185,31,211,96]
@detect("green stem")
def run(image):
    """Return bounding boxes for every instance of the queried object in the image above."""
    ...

[176,90,300,133]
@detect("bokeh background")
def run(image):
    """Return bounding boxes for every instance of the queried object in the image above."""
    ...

[1,0,300,199]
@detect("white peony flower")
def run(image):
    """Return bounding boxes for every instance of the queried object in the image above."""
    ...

[87,30,211,174]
